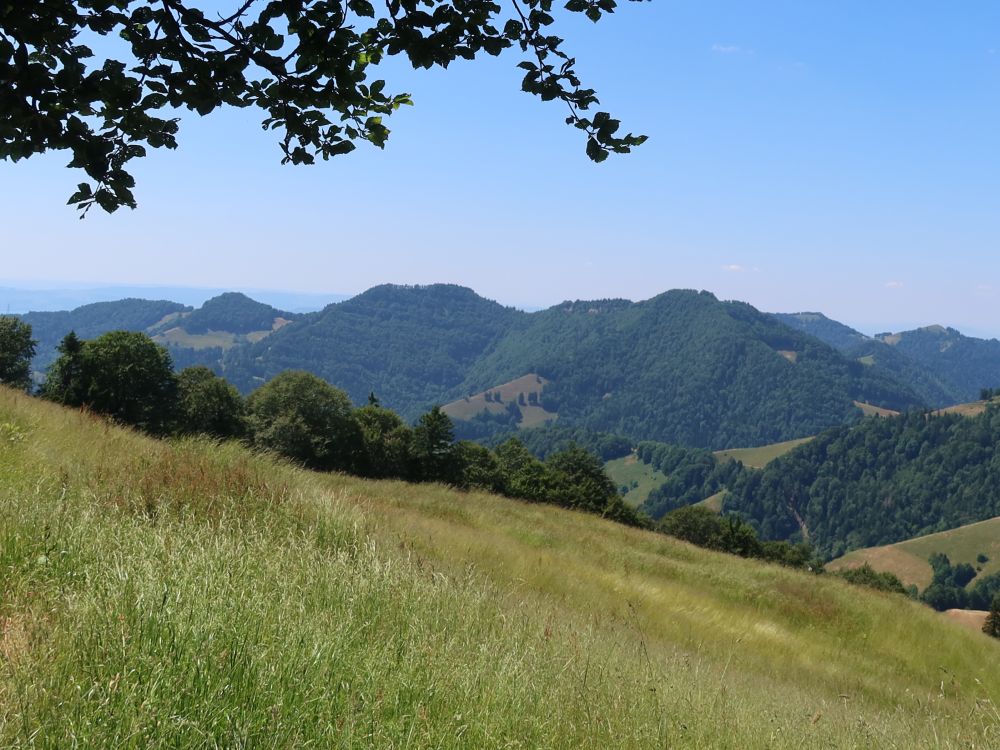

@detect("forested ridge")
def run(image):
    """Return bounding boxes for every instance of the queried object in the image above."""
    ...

[222,284,526,417]
[774,312,1000,406]
[21,299,190,371]
[459,289,921,448]
[876,326,1000,403]
[17,285,938,448]
[180,292,295,334]
[725,406,1000,557]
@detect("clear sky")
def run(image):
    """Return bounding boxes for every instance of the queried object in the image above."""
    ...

[3,1,1000,336]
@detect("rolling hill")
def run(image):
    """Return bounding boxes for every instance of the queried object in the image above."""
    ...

[771,312,967,406]
[19,298,191,372]
[456,290,921,448]
[222,284,525,417]
[726,405,1000,558]
[2,386,1000,747]
[875,325,1000,402]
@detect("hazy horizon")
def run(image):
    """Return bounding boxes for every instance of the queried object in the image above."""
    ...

[3,278,997,340]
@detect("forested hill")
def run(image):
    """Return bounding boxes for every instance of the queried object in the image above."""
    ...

[877,325,1000,403]
[20,298,190,371]
[179,292,296,334]
[222,284,526,416]
[771,312,962,406]
[770,312,871,352]
[725,405,1000,558]
[457,290,922,448]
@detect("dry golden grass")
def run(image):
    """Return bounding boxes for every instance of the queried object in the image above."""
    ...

[853,401,900,418]
[829,515,1000,589]
[944,609,988,634]
[714,437,814,469]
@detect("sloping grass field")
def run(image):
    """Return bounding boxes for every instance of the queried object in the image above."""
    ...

[714,437,814,469]
[604,453,669,507]
[442,373,557,429]
[1,388,1000,747]
[829,516,1000,589]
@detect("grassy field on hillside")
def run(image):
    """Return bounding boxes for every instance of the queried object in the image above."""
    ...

[829,516,1000,589]
[714,437,814,469]
[2,388,1000,748]
[604,453,669,507]
[442,373,557,429]
[853,401,900,418]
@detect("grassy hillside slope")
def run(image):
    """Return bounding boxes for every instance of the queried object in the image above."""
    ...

[829,516,1000,589]
[1,389,999,748]
[604,453,669,506]
[714,437,814,469]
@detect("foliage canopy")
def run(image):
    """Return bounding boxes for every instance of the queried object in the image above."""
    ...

[1,0,646,214]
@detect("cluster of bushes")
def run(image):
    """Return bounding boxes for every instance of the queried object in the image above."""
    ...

[657,505,822,571]
[919,552,1000,611]
[635,441,746,519]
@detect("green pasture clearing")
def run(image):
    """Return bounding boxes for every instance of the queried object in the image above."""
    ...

[604,453,669,507]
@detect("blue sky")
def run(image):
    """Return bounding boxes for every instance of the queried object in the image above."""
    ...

[3,1,1000,335]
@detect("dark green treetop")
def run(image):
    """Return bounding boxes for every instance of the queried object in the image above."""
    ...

[0,317,37,391]
[1,0,646,214]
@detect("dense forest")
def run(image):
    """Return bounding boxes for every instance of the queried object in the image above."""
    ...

[180,292,295,334]
[775,312,1000,405]
[875,326,1000,403]
[725,407,1000,557]
[459,290,921,448]
[222,284,526,417]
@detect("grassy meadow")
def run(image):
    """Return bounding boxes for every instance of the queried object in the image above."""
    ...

[441,374,557,429]
[1,387,1000,747]
[604,453,669,506]
[713,437,814,470]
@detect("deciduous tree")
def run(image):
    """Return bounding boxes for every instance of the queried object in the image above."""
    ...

[1,0,646,214]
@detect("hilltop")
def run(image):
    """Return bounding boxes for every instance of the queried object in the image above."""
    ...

[875,325,1000,402]
[771,312,981,407]
[2,387,999,747]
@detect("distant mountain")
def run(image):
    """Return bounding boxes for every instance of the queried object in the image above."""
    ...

[222,284,525,416]
[20,298,190,372]
[770,312,871,352]
[772,312,995,407]
[451,290,921,449]
[0,284,347,314]
[178,292,296,335]
[876,325,1000,402]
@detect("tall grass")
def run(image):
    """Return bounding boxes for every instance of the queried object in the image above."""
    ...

[0,388,998,748]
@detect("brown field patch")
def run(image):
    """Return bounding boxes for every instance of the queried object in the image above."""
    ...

[934,399,1000,417]
[853,401,899,418]
[827,545,932,589]
[943,609,988,634]
[777,350,798,363]
[0,613,31,666]
[714,437,813,469]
